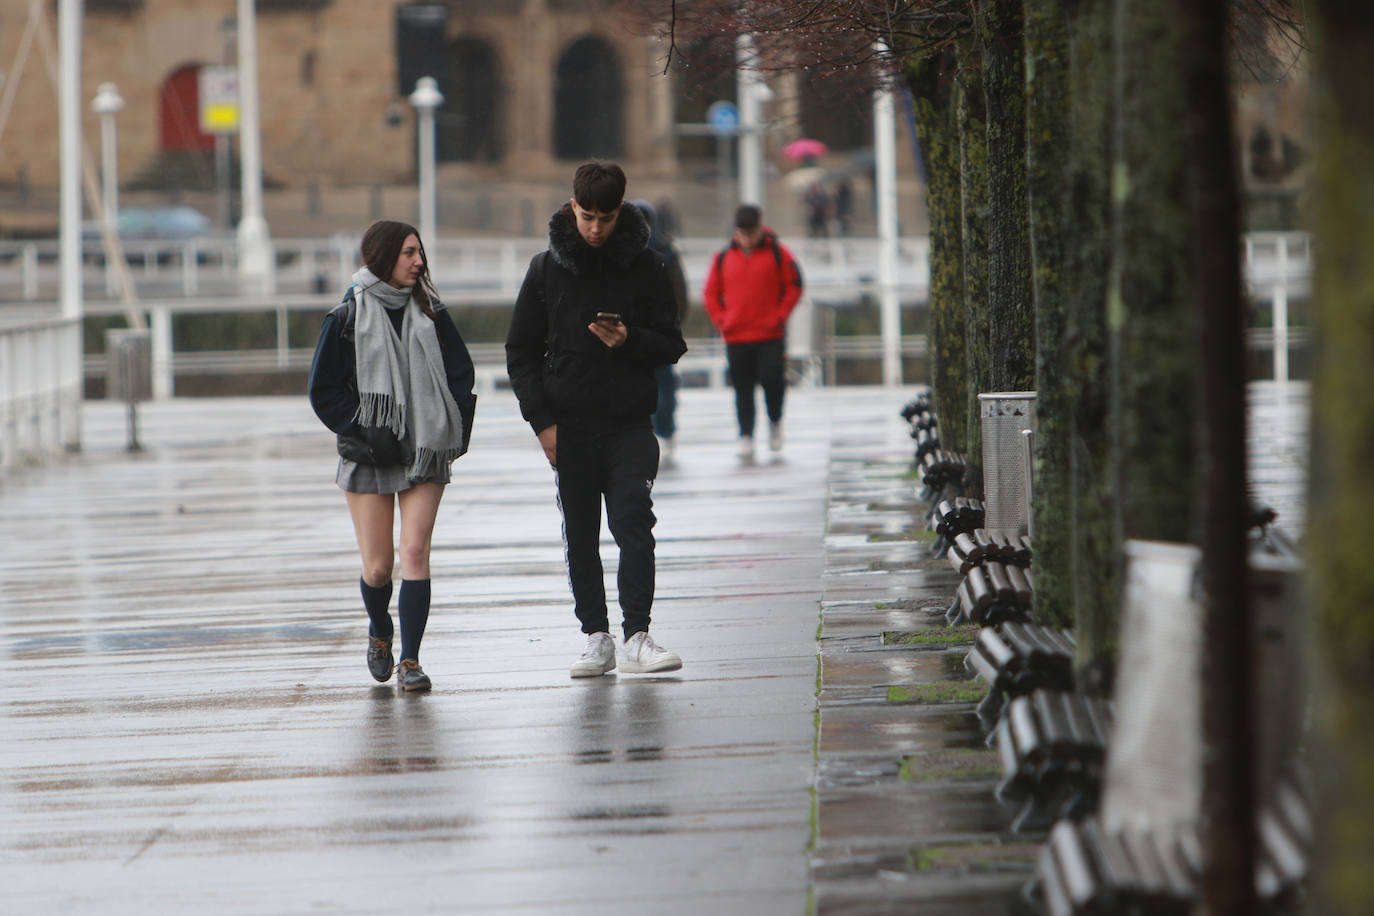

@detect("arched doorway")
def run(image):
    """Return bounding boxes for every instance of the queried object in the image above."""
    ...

[553,36,623,160]
[160,64,214,152]
[438,37,503,163]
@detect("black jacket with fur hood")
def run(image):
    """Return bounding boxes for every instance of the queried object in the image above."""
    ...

[505,201,687,434]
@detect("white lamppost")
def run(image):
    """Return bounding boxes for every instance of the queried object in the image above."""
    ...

[57,0,83,454]
[92,82,123,228]
[409,77,444,247]
[735,34,766,209]
[236,0,274,296]
[58,0,82,322]
[873,52,902,387]
[92,82,124,295]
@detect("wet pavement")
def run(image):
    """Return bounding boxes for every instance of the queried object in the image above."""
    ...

[0,387,855,915]
[0,383,1308,915]
[813,415,1037,916]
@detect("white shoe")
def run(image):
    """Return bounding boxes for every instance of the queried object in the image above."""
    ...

[570,631,617,678]
[769,421,783,452]
[736,435,754,458]
[619,631,683,674]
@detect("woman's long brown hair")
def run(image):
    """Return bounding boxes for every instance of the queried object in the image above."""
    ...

[358,219,438,320]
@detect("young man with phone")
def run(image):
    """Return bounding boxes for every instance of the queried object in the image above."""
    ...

[505,161,688,677]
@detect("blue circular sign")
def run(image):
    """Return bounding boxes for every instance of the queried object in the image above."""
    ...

[706,100,740,137]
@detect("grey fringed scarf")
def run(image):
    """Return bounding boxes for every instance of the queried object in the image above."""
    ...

[352,266,464,479]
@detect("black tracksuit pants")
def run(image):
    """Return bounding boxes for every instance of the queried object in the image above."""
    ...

[726,338,786,437]
[554,424,660,639]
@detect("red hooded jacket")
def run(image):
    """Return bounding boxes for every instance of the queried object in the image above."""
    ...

[702,228,804,344]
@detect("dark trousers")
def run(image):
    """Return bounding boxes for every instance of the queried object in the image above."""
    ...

[725,339,786,437]
[554,424,660,639]
[652,365,678,439]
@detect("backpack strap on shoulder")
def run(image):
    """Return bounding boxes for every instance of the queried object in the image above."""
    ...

[530,251,561,358]
[330,286,358,341]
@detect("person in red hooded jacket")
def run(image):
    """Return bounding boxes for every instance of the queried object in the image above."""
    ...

[702,204,805,458]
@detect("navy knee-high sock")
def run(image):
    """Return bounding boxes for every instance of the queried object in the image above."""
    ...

[360,578,394,641]
[398,579,431,663]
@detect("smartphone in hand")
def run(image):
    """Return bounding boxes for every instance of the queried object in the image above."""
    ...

[594,311,623,325]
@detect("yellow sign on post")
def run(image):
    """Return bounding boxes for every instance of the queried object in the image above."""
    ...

[199,66,239,134]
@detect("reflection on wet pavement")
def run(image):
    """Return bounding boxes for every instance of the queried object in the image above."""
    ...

[2,389,844,913]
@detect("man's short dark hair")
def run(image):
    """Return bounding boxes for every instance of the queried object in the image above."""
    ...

[734,205,761,230]
[573,162,627,213]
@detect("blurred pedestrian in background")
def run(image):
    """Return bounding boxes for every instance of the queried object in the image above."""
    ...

[631,198,689,463]
[833,179,853,237]
[654,197,682,240]
[804,182,833,238]
[308,220,478,692]
[702,204,805,459]
[506,162,688,678]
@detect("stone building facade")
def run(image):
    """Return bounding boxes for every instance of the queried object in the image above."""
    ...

[0,0,679,191]
[0,0,1307,235]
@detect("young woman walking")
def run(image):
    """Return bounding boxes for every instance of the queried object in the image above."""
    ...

[309,220,477,691]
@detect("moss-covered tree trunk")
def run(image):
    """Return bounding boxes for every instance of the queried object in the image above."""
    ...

[1024,0,1117,680]
[982,0,1035,393]
[1307,5,1374,912]
[1113,1,1199,545]
[1063,3,1116,693]
[1024,0,1073,631]
[957,62,991,495]
[909,54,969,456]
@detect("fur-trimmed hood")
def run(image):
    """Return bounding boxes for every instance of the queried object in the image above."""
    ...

[547,200,651,275]
[507,197,687,435]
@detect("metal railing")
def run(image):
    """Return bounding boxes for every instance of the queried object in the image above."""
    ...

[1243,232,1311,383]
[0,230,1311,424]
[0,230,1303,312]
[1,317,82,469]
[0,235,932,306]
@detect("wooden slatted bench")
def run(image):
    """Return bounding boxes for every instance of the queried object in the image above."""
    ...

[913,425,940,462]
[1033,773,1309,916]
[919,449,970,503]
[943,527,1033,623]
[993,689,1113,832]
[1036,816,1196,915]
[929,496,986,558]
[964,621,1075,724]
[947,528,1032,573]
[899,394,934,424]
[947,559,1034,626]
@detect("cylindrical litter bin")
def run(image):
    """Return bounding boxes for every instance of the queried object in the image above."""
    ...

[105,329,152,402]
[978,391,1036,538]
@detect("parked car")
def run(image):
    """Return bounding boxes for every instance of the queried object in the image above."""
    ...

[82,205,211,241]
[83,205,217,267]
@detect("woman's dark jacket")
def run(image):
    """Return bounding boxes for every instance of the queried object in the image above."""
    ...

[505,201,687,434]
[307,288,478,462]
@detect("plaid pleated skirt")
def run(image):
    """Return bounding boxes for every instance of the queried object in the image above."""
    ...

[335,457,451,494]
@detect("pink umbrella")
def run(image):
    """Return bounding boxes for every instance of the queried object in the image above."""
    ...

[783,137,829,161]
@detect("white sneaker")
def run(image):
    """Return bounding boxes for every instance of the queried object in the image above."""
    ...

[736,435,754,458]
[570,631,617,678]
[619,631,683,674]
[769,421,783,452]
